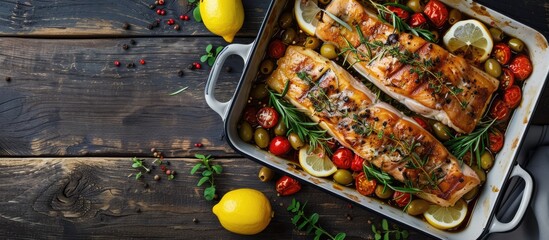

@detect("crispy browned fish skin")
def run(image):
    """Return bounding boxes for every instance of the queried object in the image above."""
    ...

[267,46,480,207]
[314,0,499,133]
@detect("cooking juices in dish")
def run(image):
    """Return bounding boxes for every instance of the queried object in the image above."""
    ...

[237,0,532,230]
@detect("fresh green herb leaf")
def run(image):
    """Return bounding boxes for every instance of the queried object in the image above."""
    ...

[191,154,223,200]
[169,86,189,96]
[287,198,346,240]
[445,119,496,166]
[372,218,409,240]
[193,6,202,22]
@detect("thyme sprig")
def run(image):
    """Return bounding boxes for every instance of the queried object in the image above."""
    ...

[372,219,409,240]
[297,71,338,113]
[287,198,346,240]
[368,0,435,42]
[445,119,497,167]
[268,81,331,152]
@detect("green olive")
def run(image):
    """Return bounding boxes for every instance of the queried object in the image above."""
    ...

[448,9,462,25]
[333,169,353,185]
[260,59,275,75]
[484,58,502,78]
[432,122,451,141]
[508,38,525,52]
[320,43,338,60]
[274,120,287,136]
[489,28,505,42]
[304,36,321,49]
[282,28,297,45]
[473,167,486,184]
[430,30,440,43]
[406,0,423,13]
[462,186,479,200]
[288,132,305,150]
[258,166,275,182]
[480,151,494,170]
[254,127,270,148]
[319,0,331,4]
[406,199,430,216]
[250,83,269,99]
[279,12,293,29]
[374,185,394,199]
[238,121,253,142]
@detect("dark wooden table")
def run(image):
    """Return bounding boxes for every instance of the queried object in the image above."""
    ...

[0,0,547,239]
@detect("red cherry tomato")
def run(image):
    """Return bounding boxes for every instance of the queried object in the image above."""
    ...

[412,116,430,131]
[243,107,259,126]
[489,98,510,121]
[355,172,377,196]
[488,129,504,153]
[269,136,291,156]
[499,68,515,90]
[332,148,353,169]
[493,43,512,65]
[393,191,411,208]
[268,39,286,59]
[503,85,522,109]
[256,107,279,129]
[276,175,302,196]
[509,55,533,81]
[408,12,427,28]
[424,0,448,28]
[386,6,410,21]
[351,155,365,172]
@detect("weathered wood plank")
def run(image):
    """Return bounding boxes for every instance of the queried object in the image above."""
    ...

[0,0,269,37]
[0,157,433,239]
[0,37,249,157]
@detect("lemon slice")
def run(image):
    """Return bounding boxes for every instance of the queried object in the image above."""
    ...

[442,19,493,63]
[298,146,337,177]
[423,199,468,230]
[294,0,321,36]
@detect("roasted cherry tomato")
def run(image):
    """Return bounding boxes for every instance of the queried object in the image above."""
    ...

[332,148,353,169]
[493,43,512,65]
[268,39,286,59]
[412,116,430,131]
[243,107,259,126]
[276,175,302,196]
[257,107,279,129]
[387,6,410,21]
[424,0,448,28]
[489,98,510,121]
[351,155,365,172]
[488,129,504,153]
[503,85,522,109]
[393,191,412,208]
[269,136,291,156]
[355,172,377,196]
[509,55,533,81]
[408,12,427,28]
[499,68,515,90]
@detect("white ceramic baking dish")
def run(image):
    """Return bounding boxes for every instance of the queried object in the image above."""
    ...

[205,0,549,239]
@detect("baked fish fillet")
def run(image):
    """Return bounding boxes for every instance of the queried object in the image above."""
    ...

[314,0,499,133]
[267,46,480,207]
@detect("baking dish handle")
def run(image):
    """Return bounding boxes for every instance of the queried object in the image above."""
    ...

[205,43,253,120]
[488,165,533,233]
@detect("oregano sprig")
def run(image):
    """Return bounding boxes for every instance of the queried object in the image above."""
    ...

[131,157,150,180]
[200,44,224,66]
[287,198,346,240]
[371,219,409,240]
[191,154,223,200]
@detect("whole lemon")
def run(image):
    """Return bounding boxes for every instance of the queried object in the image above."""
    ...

[199,0,244,43]
[212,188,272,235]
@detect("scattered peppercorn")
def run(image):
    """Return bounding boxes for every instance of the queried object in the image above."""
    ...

[126,62,136,68]
[167,18,175,25]
[173,24,180,31]
[182,15,189,21]
[225,66,232,72]
[346,214,352,221]
[166,169,172,175]
[130,39,136,45]
[122,44,129,50]
[140,59,146,65]
[187,64,195,70]
[122,22,130,30]
[150,148,156,153]
[114,60,121,67]
[177,70,184,77]
[193,218,199,223]
[154,175,161,181]
[147,24,153,30]
[160,9,166,15]
[160,165,167,172]
[194,143,203,148]
[157,0,165,5]
[156,9,163,15]
[5,77,11,82]
[148,4,156,9]
[193,62,201,69]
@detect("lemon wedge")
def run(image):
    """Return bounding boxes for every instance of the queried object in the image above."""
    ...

[298,146,337,177]
[294,0,321,36]
[442,19,493,63]
[423,199,468,230]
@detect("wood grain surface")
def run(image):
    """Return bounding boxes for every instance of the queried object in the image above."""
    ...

[0,0,547,239]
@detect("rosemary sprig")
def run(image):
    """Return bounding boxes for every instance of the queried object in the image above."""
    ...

[368,0,435,42]
[445,119,496,167]
[287,198,346,240]
[363,164,421,194]
[268,81,331,152]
